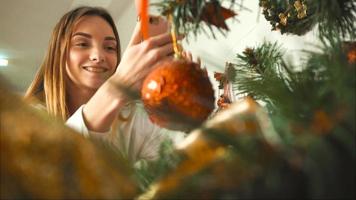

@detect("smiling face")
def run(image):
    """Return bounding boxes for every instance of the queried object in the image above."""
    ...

[66,15,118,91]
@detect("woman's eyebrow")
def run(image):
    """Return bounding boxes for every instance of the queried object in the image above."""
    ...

[72,32,91,38]
[104,36,116,41]
[72,32,116,42]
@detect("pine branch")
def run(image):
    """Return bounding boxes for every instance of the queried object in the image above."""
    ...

[317,0,356,39]
[152,0,238,38]
[133,140,183,191]
[230,34,355,136]
[231,42,296,118]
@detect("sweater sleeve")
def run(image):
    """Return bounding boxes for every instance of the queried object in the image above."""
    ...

[65,103,186,163]
[131,104,186,162]
[65,105,110,140]
[139,125,186,161]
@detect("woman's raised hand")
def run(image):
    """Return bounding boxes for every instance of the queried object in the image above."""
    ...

[109,22,176,100]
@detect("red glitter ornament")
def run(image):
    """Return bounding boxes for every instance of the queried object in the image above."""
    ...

[141,58,215,132]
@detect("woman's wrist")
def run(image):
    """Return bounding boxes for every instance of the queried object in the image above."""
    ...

[107,75,141,102]
[81,80,127,132]
[105,78,127,106]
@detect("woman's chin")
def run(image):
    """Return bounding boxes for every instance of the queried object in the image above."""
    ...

[83,80,105,91]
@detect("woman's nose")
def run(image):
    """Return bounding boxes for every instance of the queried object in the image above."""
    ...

[89,48,105,63]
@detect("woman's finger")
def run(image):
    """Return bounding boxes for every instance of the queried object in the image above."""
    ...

[127,22,142,47]
[149,32,172,47]
[141,43,174,68]
[156,43,174,58]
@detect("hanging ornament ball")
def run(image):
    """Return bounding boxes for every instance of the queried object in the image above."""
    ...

[141,58,215,132]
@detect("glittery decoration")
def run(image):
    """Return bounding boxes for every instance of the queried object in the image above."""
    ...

[141,58,215,132]
[294,0,307,19]
[278,13,288,26]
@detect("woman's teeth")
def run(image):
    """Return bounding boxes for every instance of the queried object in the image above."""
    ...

[83,66,107,73]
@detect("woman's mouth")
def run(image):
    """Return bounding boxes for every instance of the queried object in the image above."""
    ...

[83,66,108,73]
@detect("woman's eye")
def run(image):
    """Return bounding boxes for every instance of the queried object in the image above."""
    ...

[105,46,117,51]
[75,42,88,47]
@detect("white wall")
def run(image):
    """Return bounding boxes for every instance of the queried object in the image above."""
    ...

[182,0,320,72]
[0,0,320,94]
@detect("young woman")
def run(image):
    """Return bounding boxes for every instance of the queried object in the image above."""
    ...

[25,6,185,163]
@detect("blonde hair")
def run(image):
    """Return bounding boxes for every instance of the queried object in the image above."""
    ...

[25,6,121,120]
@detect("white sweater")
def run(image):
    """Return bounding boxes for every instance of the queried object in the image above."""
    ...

[65,102,186,163]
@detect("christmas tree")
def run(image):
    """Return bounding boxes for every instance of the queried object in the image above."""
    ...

[1,0,354,199]
[134,0,355,199]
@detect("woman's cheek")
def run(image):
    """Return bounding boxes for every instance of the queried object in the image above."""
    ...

[109,55,119,72]
[68,49,82,67]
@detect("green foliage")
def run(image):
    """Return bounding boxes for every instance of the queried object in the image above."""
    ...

[187,129,354,198]
[152,0,238,38]
[317,0,356,39]
[133,140,183,191]
[231,35,355,136]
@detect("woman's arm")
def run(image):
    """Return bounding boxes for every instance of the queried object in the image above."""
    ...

[81,22,176,132]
